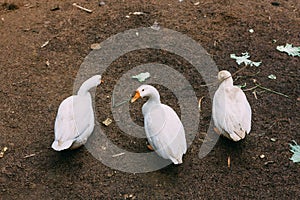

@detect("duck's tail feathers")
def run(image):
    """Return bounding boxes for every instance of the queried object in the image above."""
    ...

[170,156,183,165]
[51,140,74,151]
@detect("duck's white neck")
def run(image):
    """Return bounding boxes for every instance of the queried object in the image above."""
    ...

[219,76,233,88]
[77,78,98,96]
[145,87,161,105]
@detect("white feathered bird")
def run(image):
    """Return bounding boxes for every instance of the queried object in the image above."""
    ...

[51,75,102,151]
[131,84,187,164]
[212,70,252,141]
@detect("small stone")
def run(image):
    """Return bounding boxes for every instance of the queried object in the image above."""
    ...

[107,172,114,177]
[264,161,275,165]
[99,1,105,6]
[50,5,60,11]
[249,29,254,33]
[270,138,276,142]
[259,154,265,159]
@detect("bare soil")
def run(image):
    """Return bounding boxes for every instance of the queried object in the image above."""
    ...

[0,0,299,199]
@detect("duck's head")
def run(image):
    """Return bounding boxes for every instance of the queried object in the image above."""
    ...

[217,70,232,82]
[93,75,103,85]
[85,74,103,86]
[131,84,159,103]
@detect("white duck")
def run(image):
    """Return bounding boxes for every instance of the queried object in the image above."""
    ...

[212,70,252,141]
[51,75,102,151]
[131,85,187,164]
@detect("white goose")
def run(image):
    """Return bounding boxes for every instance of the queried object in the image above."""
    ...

[51,75,102,151]
[212,70,252,141]
[131,85,187,164]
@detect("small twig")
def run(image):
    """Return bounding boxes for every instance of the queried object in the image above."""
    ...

[112,152,125,157]
[201,65,249,87]
[243,83,288,98]
[243,85,258,92]
[252,90,258,99]
[231,65,248,78]
[41,40,49,48]
[72,3,93,13]
[255,84,289,98]
[235,70,261,82]
[113,98,131,108]
[198,96,205,112]
[24,153,36,158]
[200,81,218,87]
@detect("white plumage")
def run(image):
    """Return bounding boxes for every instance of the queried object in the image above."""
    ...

[131,85,187,164]
[51,75,102,151]
[212,70,252,141]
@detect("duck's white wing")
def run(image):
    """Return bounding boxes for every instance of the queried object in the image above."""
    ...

[52,95,94,151]
[144,104,187,164]
[215,87,251,141]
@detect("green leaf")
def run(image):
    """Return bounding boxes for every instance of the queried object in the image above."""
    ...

[237,82,247,89]
[230,52,262,67]
[131,72,151,82]
[276,44,300,57]
[290,140,300,163]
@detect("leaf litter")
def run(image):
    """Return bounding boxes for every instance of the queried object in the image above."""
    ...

[276,44,300,57]
[290,140,300,163]
[230,52,262,67]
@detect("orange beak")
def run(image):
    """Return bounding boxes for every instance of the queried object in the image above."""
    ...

[131,91,141,103]
[100,79,104,84]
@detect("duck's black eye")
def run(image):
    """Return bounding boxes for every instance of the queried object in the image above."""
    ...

[142,89,145,92]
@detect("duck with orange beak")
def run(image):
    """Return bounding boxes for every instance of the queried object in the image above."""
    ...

[131,84,187,164]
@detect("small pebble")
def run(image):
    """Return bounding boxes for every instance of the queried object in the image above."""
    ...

[264,161,275,165]
[260,154,265,159]
[270,138,276,142]
[45,60,50,67]
[50,5,60,11]
[99,1,105,6]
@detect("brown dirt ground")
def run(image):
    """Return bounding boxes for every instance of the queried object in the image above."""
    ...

[0,0,299,199]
